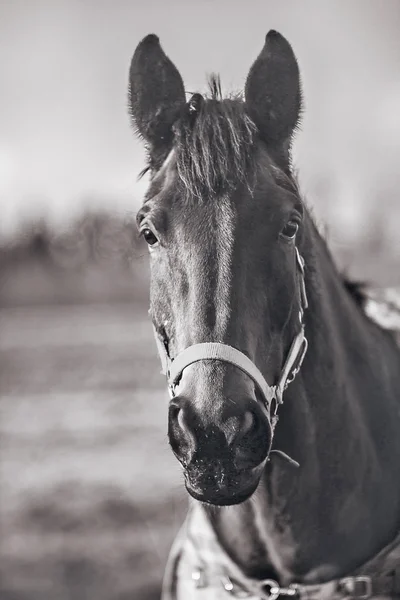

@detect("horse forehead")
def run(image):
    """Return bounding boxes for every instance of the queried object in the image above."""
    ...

[177,196,237,261]
[154,151,240,226]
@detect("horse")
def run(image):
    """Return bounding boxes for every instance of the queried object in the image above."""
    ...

[128,31,400,600]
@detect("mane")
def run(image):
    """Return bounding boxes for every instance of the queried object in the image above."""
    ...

[173,75,257,199]
[342,279,368,307]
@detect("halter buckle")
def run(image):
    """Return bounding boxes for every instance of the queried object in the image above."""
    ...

[339,576,372,599]
[285,336,308,389]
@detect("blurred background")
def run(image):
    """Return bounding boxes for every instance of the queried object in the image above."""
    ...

[0,1,399,599]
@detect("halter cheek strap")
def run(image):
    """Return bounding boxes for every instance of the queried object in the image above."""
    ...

[153,247,308,413]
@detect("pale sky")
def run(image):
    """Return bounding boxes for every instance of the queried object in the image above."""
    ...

[1,0,400,238]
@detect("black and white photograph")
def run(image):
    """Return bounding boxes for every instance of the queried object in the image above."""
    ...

[1,2,400,599]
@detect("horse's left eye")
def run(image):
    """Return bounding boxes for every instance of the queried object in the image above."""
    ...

[142,228,159,246]
[280,220,299,240]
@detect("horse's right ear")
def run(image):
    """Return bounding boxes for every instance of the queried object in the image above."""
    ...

[129,34,186,162]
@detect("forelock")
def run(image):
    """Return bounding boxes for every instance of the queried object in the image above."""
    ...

[172,76,257,200]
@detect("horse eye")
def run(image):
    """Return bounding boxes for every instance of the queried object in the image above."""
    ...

[142,228,159,246]
[280,220,299,240]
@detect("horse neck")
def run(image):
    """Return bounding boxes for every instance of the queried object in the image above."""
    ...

[204,213,400,585]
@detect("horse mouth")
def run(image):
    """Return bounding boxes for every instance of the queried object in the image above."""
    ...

[184,471,261,506]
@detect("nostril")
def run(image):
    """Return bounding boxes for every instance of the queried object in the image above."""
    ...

[233,406,272,469]
[177,407,186,431]
[169,404,188,433]
[168,401,196,466]
[242,410,254,436]
[168,405,181,432]
[233,409,257,445]
[169,404,180,419]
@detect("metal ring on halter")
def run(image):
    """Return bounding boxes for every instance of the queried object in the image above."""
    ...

[259,579,299,600]
[220,575,300,600]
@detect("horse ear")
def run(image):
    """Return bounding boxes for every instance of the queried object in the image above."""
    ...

[129,34,186,161]
[245,31,302,160]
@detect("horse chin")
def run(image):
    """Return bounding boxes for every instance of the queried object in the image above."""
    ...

[184,471,262,506]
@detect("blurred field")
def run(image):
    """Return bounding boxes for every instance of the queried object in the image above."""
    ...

[0,211,399,600]
[0,302,187,600]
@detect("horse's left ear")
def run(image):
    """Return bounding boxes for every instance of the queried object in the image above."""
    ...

[129,34,186,163]
[245,31,302,162]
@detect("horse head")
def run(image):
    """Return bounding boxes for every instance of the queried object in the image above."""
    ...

[129,31,307,506]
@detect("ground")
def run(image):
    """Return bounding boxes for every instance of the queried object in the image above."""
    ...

[0,303,186,600]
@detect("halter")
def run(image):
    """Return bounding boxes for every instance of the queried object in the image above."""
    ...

[153,246,308,418]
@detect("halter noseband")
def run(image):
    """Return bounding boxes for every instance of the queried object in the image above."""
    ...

[153,247,308,415]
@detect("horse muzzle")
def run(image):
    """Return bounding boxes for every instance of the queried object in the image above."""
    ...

[168,394,273,505]
[183,459,266,506]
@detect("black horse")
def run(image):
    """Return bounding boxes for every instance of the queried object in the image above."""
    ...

[129,31,400,599]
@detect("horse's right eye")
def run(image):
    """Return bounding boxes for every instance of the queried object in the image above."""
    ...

[280,220,299,241]
[142,228,159,246]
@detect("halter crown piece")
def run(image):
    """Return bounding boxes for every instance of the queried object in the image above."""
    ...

[153,246,308,422]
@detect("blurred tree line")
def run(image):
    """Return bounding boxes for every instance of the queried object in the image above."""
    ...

[0,193,399,308]
[0,210,149,307]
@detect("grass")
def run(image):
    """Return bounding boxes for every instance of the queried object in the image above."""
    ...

[0,303,187,600]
